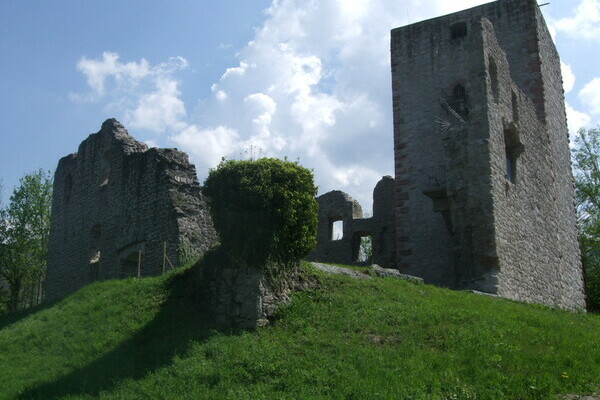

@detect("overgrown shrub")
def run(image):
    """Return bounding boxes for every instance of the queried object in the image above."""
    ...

[202,158,318,271]
[581,221,600,312]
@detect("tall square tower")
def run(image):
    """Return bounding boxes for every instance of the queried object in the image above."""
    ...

[390,0,585,309]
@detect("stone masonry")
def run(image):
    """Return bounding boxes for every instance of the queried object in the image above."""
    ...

[45,119,217,301]
[390,0,585,309]
[307,176,396,267]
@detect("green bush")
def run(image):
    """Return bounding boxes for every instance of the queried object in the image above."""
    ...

[581,221,600,312]
[202,158,318,270]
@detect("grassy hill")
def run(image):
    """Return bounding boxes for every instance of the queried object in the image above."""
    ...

[0,262,599,400]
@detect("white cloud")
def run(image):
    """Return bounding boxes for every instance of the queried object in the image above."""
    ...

[125,77,187,133]
[566,103,591,137]
[215,90,228,101]
[171,125,240,169]
[561,61,575,94]
[191,0,498,208]
[73,52,189,134]
[73,0,503,209]
[76,52,150,96]
[552,0,600,41]
[579,77,600,115]
[221,63,250,79]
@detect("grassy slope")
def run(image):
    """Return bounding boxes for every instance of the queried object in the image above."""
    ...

[0,263,599,400]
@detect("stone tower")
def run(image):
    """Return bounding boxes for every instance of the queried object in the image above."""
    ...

[45,119,217,301]
[390,0,585,309]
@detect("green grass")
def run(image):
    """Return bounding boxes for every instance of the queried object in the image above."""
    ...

[0,262,599,399]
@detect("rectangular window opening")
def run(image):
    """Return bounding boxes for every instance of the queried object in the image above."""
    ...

[354,234,373,263]
[330,219,344,241]
[451,22,468,40]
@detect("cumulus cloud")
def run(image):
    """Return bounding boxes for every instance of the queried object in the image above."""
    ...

[566,103,591,137]
[552,0,600,41]
[124,77,187,133]
[76,52,150,96]
[73,52,189,134]
[579,77,600,115]
[184,0,493,207]
[73,0,499,208]
[172,125,240,168]
[561,61,575,94]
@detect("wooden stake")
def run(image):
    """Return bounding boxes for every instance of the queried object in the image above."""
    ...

[137,250,142,279]
[162,242,166,274]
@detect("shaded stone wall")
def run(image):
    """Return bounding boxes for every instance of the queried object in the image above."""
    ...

[306,176,396,267]
[391,0,585,309]
[45,119,217,301]
[201,263,277,329]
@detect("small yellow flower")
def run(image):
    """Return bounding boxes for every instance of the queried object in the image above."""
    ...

[561,372,569,379]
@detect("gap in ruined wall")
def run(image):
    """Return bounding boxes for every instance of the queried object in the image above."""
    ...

[89,224,102,283]
[99,149,112,187]
[89,224,101,264]
[330,219,343,241]
[450,22,467,40]
[120,251,141,278]
[353,233,373,263]
[118,242,146,278]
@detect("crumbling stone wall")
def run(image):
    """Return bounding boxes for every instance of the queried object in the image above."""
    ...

[390,0,585,309]
[45,119,217,301]
[306,176,396,267]
[201,263,278,328]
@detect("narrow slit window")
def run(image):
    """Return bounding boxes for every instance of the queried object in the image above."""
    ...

[504,127,521,184]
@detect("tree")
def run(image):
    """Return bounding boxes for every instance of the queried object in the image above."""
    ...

[0,181,8,313]
[202,158,318,277]
[0,170,53,312]
[572,127,600,312]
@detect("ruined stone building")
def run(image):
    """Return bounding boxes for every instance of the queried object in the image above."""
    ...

[391,0,584,309]
[309,0,585,310]
[45,119,217,301]
[45,0,585,312]
[306,176,396,267]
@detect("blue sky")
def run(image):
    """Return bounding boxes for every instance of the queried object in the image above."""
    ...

[1,0,599,209]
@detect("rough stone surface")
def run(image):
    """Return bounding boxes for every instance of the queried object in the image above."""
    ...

[201,262,282,329]
[390,0,585,310]
[306,176,396,267]
[45,119,217,301]
[310,262,372,280]
[368,264,424,284]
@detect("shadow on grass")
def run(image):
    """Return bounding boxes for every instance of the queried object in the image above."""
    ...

[18,265,242,400]
[0,298,60,332]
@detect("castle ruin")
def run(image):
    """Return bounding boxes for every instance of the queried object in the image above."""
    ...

[45,119,217,301]
[390,0,584,309]
[306,176,396,267]
[46,0,586,312]
[309,0,585,310]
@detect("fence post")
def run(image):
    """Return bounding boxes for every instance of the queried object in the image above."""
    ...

[162,242,166,274]
[137,250,142,279]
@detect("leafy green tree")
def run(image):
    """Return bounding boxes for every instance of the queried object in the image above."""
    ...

[0,170,53,312]
[0,181,8,313]
[572,127,600,312]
